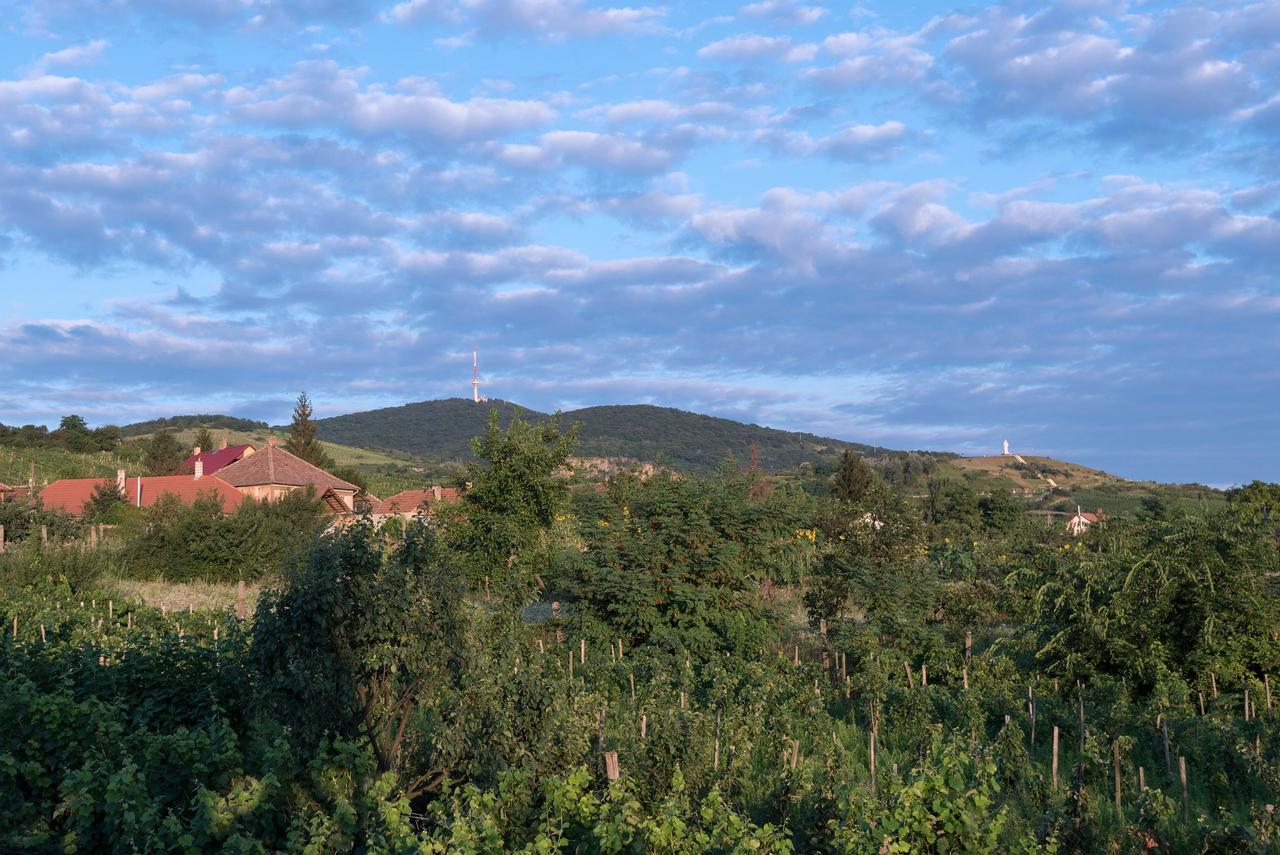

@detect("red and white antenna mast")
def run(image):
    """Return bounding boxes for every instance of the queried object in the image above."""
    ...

[472,344,485,403]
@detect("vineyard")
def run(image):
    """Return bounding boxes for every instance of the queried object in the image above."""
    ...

[2,415,1278,853]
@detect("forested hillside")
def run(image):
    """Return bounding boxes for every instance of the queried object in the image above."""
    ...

[308,398,892,473]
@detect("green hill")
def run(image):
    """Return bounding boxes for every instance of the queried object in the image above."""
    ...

[303,398,891,473]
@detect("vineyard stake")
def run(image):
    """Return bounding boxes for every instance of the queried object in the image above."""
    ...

[1138,766,1145,792]
[904,661,914,689]
[40,623,45,643]
[537,638,544,653]
[680,691,686,710]
[604,751,620,782]
[108,600,113,621]
[0,524,6,553]
[640,713,646,739]
[1179,756,1188,822]
[789,739,800,770]
[793,644,799,665]
[1210,672,1217,698]
[1051,726,1059,791]
[1078,686,1086,752]
[580,638,586,666]
[10,615,15,639]
[1244,688,1250,722]
[965,629,972,665]
[921,664,927,687]
[568,650,574,681]
[1113,741,1122,811]
[1198,692,1205,716]
[629,673,635,700]
[1266,674,1272,712]
[41,524,47,547]
[869,719,877,796]
[962,667,969,690]
[713,710,721,771]
[596,709,606,752]
[1161,718,1172,777]
[617,638,623,660]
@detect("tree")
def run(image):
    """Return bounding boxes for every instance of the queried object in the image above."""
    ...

[252,520,467,798]
[82,480,124,522]
[192,426,216,454]
[452,409,578,607]
[830,450,874,502]
[143,427,185,475]
[284,392,333,469]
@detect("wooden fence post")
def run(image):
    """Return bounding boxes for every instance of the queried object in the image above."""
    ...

[1051,726,1059,791]
[1179,757,1188,822]
[604,751,620,781]
[965,629,972,665]
[1161,718,1172,777]
[1198,692,1205,716]
[1,523,7,553]
[1138,766,1146,793]
[1078,686,1086,752]
[640,713,646,739]
[629,672,635,700]
[1210,672,1217,698]
[580,638,586,666]
[41,524,48,547]
[1113,741,1122,811]
[904,661,915,688]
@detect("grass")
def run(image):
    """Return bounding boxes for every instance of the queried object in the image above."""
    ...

[0,446,139,488]
[108,577,261,615]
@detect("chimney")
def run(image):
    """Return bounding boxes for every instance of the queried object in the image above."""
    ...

[194,459,204,480]
[193,446,202,457]
[219,433,228,451]
[268,436,278,447]
[432,485,442,502]
[116,469,126,496]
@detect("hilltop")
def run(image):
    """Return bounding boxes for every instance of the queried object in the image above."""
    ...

[935,453,1225,517]
[304,398,894,474]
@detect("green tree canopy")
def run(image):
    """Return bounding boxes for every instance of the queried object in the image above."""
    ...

[143,427,185,475]
[450,409,578,608]
[284,391,334,469]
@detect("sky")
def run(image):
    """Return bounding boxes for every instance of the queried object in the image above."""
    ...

[0,0,1277,485]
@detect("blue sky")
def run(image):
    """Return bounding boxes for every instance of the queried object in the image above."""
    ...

[0,0,1277,485]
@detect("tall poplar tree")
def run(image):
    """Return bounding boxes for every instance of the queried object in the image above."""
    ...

[284,392,333,469]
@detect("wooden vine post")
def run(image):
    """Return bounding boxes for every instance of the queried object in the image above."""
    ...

[1113,741,1122,811]
[1179,757,1189,822]
[603,751,620,782]
[1051,725,1059,791]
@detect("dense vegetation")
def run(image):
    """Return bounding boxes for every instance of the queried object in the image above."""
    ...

[118,414,270,438]
[2,414,1278,852]
[311,398,892,473]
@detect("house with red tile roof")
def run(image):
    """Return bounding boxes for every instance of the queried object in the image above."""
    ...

[0,481,15,502]
[1065,506,1107,536]
[39,470,246,516]
[375,485,460,518]
[175,442,256,477]
[215,439,359,513]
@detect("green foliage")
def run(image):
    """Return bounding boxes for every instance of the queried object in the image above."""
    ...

[452,410,578,606]
[830,450,874,503]
[118,414,269,438]
[560,471,817,657]
[143,426,186,475]
[284,391,335,469]
[83,479,126,522]
[2,422,1278,853]
[192,426,216,454]
[120,490,327,582]
[253,520,467,793]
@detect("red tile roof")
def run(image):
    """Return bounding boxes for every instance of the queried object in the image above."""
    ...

[39,475,246,516]
[376,487,460,515]
[216,443,357,491]
[175,444,255,476]
[0,482,13,492]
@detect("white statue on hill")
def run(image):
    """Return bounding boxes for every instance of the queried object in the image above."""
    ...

[1002,439,1010,456]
